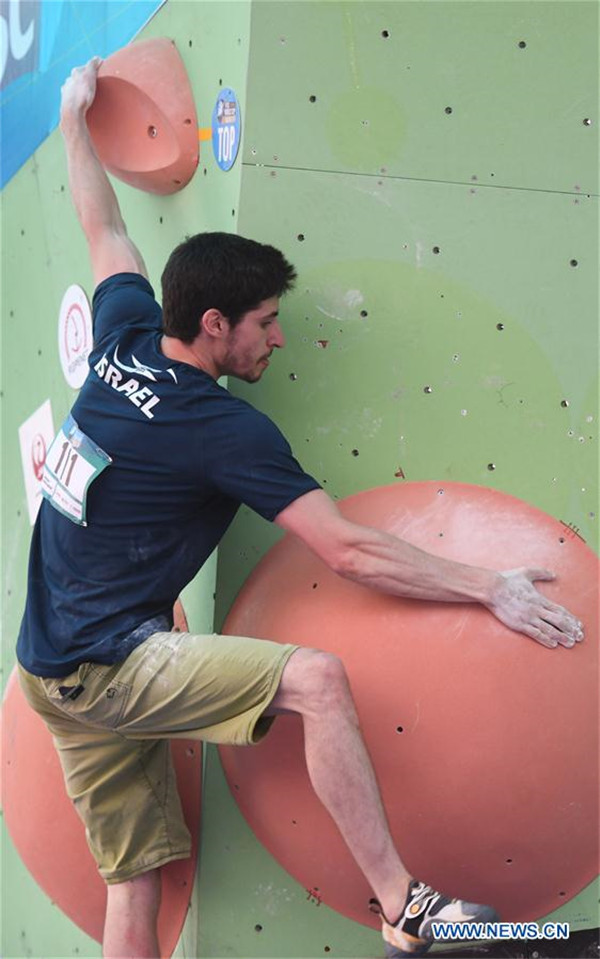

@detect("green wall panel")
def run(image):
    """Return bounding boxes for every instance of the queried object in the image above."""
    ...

[2,0,252,955]
[196,745,383,958]
[212,1,599,955]
[243,1,598,195]
[217,166,598,623]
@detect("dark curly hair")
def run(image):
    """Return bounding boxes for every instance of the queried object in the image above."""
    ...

[161,232,297,342]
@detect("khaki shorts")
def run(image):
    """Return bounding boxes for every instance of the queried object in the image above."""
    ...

[18,631,298,884]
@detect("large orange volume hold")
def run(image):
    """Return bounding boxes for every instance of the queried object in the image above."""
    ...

[86,38,198,195]
[219,482,599,927]
[2,668,202,956]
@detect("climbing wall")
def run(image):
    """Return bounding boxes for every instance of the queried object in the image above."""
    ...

[1,1,250,955]
[209,1,599,957]
[2,0,598,957]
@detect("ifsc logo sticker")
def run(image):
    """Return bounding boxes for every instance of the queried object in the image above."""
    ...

[58,285,93,389]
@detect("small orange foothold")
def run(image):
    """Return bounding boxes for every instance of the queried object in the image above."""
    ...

[87,38,199,195]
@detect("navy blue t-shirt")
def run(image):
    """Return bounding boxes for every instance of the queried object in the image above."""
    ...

[17,273,321,677]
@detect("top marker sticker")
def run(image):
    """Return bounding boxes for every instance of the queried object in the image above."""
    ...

[212,88,242,171]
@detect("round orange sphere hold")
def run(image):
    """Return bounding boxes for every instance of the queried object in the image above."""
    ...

[2,668,202,955]
[219,482,599,926]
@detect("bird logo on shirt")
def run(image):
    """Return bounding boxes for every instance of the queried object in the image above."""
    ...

[113,346,178,384]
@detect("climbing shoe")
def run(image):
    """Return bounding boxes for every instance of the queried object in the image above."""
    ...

[370,879,499,957]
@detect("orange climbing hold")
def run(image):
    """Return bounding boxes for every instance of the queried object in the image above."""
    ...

[220,482,599,928]
[86,38,198,195]
[1,668,202,955]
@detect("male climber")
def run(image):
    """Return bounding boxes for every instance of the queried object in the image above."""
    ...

[17,59,584,959]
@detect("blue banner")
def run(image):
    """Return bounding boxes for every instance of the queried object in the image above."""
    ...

[0,0,164,188]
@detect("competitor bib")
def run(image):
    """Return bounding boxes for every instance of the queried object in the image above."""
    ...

[41,414,112,526]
